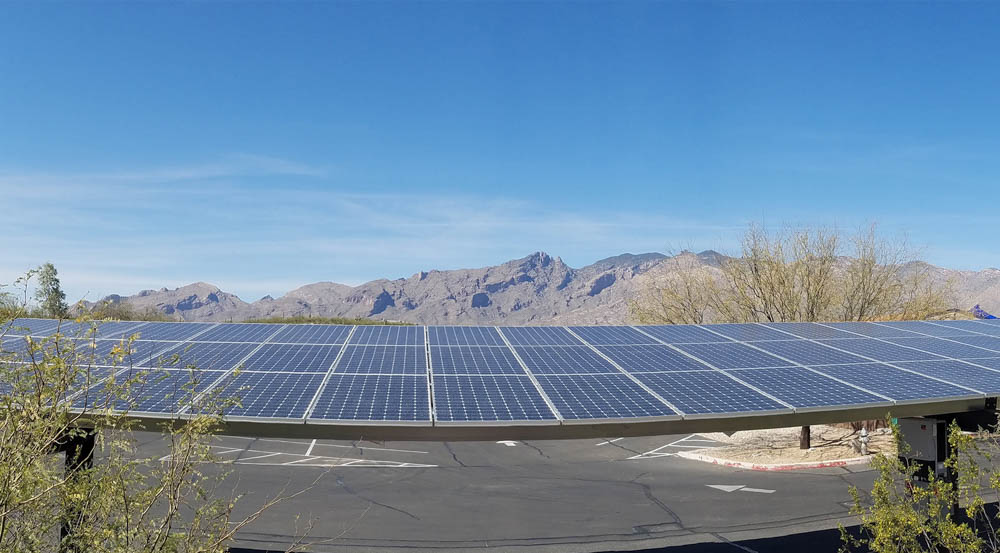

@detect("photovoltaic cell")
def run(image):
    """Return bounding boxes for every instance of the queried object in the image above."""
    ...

[762,322,858,340]
[222,372,324,418]
[821,322,922,338]
[4,318,61,336]
[432,375,556,421]
[633,371,786,414]
[514,346,618,375]
[131,322,212,342]
[967,358,1000,371]
[703,323,791,342]
[673,342,790,369]
[427,326,506,346]
[239,344,343,373]
[334,346,427,374]
[78,339,182,367]
[430,345,526,375]
[875,321,978,338]
[499,327,583,346]
[815,339,944,362]
[726,367,886,408]
[810,363,977,401]
[349,326,424,346]
[268,325,352,345]
[568,326,660,346]
[191,324,281,343]
[752,340,869,366]
[534,373,676,419]
[635,325,731,344]
[894,360,1000,394]
[596,345,713,373]
[309,374,430,421]
[885,337,1000,359]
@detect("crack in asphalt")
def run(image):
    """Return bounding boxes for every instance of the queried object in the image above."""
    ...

[335,475,421,520]
[630,472,682,526]
[603,438,643,457]
[232,437,258,461]
[710,532,761,552]
[443,442,468,467]
[520,441,551,459]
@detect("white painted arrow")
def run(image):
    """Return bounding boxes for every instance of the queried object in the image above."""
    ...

[706,484,776,494]
[707,484,745,493]
[496,440,518,447]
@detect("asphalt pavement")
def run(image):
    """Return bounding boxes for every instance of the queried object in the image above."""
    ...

[135,431,876,553]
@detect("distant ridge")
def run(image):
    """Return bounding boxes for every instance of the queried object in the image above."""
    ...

[85,251,1000,325]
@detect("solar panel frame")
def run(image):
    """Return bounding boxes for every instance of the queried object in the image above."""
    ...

[923,320,1000,337]
[762,322,859,340]
[810,363,981,402]
[189,323,285,343]
[874,321,979,338]
[238,344,344,373]
[129,322,216,342]
[221,372,326,419]
[4,318,61,336]
[814,338,945,362]
[533,373,680,421]
[819,322,923,338]
[513,346,620,375]
[702,323,791,342]
[894,360,1000,394]
[74,367,226,414]
[332,345,428,375]
[751,340,871,366]
[672,342,791,369]
[884,337,1000,359]
[153,342,263,371]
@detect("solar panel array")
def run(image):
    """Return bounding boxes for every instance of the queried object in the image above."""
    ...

[4,318,1000,427]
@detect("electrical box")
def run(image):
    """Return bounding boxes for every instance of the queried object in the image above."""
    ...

[897,417,949,480]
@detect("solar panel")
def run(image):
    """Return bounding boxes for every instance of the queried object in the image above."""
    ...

[75,368,223,413]
[703,323,791,342]
[967,358,1000,371]
[4,318,61,336]
[79,339,182,367]
[239,344,343,373]
[427,326,506,346]
[514,346,619,375]
[751,340,869,366]
[348,325,424,346]
[308,374,430,421]
[596,345,713,373]
[190,324,281,343]
[885,337,1000,359]
[763,322,858,340]
[534,373,677,419]
[267,324,352,345]
[222,372,324,418]
[876,321,978,338]
[130,322,211,342]
[925,320,1000,337]
[633,371,787,414]
[430,345,526,375]
[499,327,583,346]
[568,326,660,346]
[724,367,886,408]
[432,375,556,421]
[811,363,978,401]
[894,360,1000,394]
[334,346,426,375]
[673,342,789,369]
[820,322,922,338]
[816,339,945,362]
[949,336,1000,351]
[159,342,260,371]
[634,325,732,344]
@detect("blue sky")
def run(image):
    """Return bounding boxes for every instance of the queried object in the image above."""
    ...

[1,2,998,303]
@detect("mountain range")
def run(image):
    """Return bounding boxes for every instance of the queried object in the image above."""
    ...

[94,252,1000,324]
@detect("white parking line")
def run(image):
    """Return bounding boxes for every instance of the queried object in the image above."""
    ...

[305,439,317,456]
[628,434,724,460]
[596,438,624,446]
[237,452,285,462]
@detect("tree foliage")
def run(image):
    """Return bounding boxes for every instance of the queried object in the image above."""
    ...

[631,223,955,325]
[35,263,68,319]
[0,276,307,552]
[843,421,1000,553]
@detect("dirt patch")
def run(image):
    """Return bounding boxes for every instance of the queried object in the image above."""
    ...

[695,425,896,465]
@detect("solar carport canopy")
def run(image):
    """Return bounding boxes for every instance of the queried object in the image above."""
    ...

[3,318,1000,440]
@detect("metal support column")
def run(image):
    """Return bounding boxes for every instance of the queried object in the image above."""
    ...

[59,430,96,552]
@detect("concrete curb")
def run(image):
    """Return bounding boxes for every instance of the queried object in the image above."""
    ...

[676,450,874,471]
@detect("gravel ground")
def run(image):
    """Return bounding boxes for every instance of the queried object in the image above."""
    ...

[695,425,895,465]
